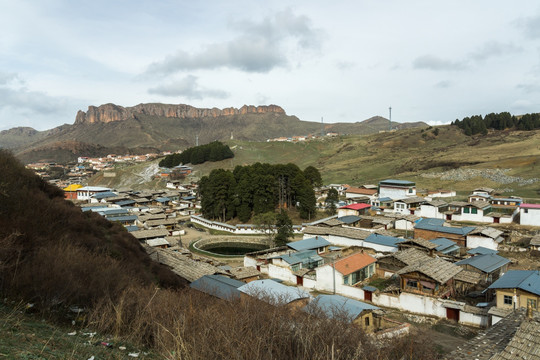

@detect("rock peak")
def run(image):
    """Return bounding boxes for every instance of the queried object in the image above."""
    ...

[74,103,286,125]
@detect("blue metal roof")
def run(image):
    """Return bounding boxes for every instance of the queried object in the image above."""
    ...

[106,215,138,222]
[238,279,310,305]
[97,208,129,216]
[277,250,323,266]
[379,179,415,186]
[288,236,330,252]
[488,270,540,296]
[182,196,196,200]
[429,237,456,252]
[190,275,245,300]
[378,197,393,202]
[124,225,139,232]
[337,215,361,224]
[92,191,117,199]
[365,233,403,248]
[467,247,498,255]
[155,197,171,203]
[116,200,135,206]
[456,254,510,274]
[362,286,378,292]
[304,294,379,321]
[415,218,476,235]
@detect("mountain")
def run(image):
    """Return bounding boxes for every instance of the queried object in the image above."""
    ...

[1,103,428,163]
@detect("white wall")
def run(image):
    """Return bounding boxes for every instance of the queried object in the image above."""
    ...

[466,235,498,250]
[520,208,540,226]
[379,186,414,200]
[268,264,297,284]
[418,205,444,219]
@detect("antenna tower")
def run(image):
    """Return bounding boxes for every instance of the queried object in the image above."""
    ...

[389,107,392,131]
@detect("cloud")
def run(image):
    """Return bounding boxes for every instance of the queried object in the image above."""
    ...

[468,41,522,61]
[434,80,452,88]
[518,13,540,39]
[516,82,540,93]
[413,55,467,71]
[146,9,322,75]
[148,75,229,100]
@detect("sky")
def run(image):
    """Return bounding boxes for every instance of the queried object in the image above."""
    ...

[1,1,540,131]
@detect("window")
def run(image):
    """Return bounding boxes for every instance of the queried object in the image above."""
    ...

[291,264,300,272]
[504,295,513,305]
[406,279,418,289]
[464,207,470,214]
[365,317,370,326]
[471,208,478,214]
[527,298,537,309]
[344,275,349,285]
[524,209,529,214]
[408,188,413,194]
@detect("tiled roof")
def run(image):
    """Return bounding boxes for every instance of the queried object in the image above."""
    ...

[346,187,377,195]
[333,252,376,276]
[455,254,510,274]
[398,257,462,284]
[469,227,504,239]
[385,248,432,266]
[447,309,540,360]
[400,238,438,250]
[454,270,482,284]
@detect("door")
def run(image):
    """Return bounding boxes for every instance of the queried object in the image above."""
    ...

[446,308,460,322]
[446,214,452,221]
[493,217,500,224]
[296,276,303,286]
[364,291,372,302]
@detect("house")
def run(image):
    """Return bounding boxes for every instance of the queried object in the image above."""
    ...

[488,270,540,311]
[520,203,540,226]
[393,214,420,231]
[530,235,540,251]
[418,200,448,219]
[287,236,331,254]
[76,186,112,201]
[304,294,380,332]
[316,251,376,292]
[337,203,371,217]
[378,179,416,200]
[229,267,261,283]
[446,309,540,360]
[345,187,377,202]
[271,250,323,273]
[457,201,492,222]
[471,187,495,196]
[190,274,245,301]
[397,238,438,255]
[393,196,426,215]
[397,257,462,297]
[303,226,399,252]
[371,197,394,212]
[376,248,432,278]
[363,233,404,252]
[145,238,170,248]
[455,254,510,283]
[131,229,170,242]
[238,279,311,308]
[63,184,82,200]
[429,238,460,256]
[466,227,504,250]
[414,218,476,247]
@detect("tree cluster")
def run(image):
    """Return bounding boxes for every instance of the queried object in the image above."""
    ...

[159,141,234,167]
[199,163,319,222]
[452,111,540,135]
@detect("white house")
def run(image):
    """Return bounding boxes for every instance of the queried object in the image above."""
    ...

[418,200,448,219]
[378,179,416,200]
[466,227,504,250]
[315,251,376,293]
[76,186,112,201]
[520,204,540,226]
[393,197,426,215]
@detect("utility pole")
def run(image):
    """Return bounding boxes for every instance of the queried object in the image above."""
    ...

[389,106,392,131]
[195,134,199,146]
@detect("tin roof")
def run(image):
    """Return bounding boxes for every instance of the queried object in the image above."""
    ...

[339,203,371,210]
[288,236,331,252]
[488,270,540,296]
[415,218,476,236]
[365,233,404,248]
[379,179,415,186]
[429,237,457,252]
[304,294,379,321]
[467,246,499,255]
[190,274,245,300]
[238,279,310,305]
[456,254,510,274]
[520,203,540,209]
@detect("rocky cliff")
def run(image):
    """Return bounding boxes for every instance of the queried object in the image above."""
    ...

[75,103,286,124]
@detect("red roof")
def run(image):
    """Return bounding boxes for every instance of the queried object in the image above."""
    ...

[333,252,376,275]
[521,203,540,209]
[339,203,371,210]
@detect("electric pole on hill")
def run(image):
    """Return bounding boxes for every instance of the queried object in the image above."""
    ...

[389,106,392,131]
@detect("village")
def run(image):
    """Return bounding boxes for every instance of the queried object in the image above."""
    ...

[31,156,540,356]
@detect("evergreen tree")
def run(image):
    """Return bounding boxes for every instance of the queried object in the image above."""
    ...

[303,166,323,187]
[275,210,294,247]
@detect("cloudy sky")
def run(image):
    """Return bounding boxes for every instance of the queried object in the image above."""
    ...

[1,1,540,131]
